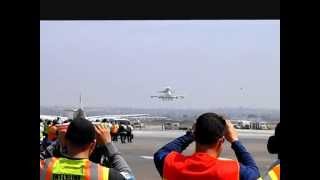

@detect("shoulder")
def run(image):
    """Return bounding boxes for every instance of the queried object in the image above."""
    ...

[217,157,239,167]
[109,168,135,180]
[40,157,59,170]
[216,158,240,179]
[164,151,185,165]
[217,157,238,162]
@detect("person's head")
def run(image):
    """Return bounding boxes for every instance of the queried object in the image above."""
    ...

[267,123,280,159]
[57,123,69,140]
[52,120,58,126]
[194,113,227,156]
[64,118,96,158]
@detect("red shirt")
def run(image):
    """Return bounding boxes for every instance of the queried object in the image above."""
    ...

[164,152,239,180]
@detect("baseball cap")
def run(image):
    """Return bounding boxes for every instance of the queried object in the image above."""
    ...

[65,118,95,147]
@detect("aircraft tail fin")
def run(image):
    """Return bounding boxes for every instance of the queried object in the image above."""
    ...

[80,93,83,109]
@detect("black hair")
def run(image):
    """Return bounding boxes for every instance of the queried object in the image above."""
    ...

[194,112,226,145]
[65,118,95,148]
[52,120,58,125]
[267,123,280,157]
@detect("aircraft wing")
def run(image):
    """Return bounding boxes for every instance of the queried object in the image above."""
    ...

[87,114,149,121]
[40,115,68,121]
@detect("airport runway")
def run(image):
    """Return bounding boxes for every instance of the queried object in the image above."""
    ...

[114,129,277,180]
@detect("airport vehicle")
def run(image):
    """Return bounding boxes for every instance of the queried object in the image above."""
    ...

[40,95,148,122]
[132,120,145,129]
[259,122,269,130]
[164,122,180,130]
[232,120,251,129]
[251,121,271,130]
[151,87,184,101]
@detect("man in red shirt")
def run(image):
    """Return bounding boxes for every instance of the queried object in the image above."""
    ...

[154,112,260,180]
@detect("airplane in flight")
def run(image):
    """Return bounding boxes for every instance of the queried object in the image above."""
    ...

[151,86,185,101]
[40,95,149,122]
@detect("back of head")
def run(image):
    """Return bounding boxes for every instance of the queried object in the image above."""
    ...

[65,118,95,148]
[267,122,280,157]
[194,113,226,145]
[52,120,58,126]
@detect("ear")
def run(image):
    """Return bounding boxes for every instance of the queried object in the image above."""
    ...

[91,140,96,149]
[218,137,225,145]
[90,140,96,152]
[215,137,224,149]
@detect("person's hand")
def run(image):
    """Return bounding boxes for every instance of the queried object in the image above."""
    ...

[224,120,239,143]
[186,123,196,139]
[94,124,112,145]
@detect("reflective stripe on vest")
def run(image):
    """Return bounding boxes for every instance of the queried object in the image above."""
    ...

[40,157,109,180]
[263,164,280,180]
[98,164,109,180]
[40,157,59,180]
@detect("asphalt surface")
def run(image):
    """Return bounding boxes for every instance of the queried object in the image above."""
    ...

[113,129,277,180]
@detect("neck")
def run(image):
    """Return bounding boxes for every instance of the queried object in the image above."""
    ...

[66,146,90,159]
[195,143,219,158]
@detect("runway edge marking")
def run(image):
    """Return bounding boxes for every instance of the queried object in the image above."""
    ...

[140,156,154,160]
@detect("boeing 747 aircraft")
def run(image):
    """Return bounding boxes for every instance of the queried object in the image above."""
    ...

[40,95,148,122]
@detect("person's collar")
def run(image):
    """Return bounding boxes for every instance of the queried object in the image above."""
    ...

[60,153,89,160]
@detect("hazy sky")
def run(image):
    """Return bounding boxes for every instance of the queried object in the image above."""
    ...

[40,20,279,110]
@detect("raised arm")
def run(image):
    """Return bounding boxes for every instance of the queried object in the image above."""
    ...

[224,120,260,180]
[94,124,134,180]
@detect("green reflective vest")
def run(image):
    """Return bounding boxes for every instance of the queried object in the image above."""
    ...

[40,157,109,180]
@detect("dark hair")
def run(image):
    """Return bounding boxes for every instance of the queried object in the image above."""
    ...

[267,123,280,156]
[65,118,95,148]
[194,113,226,145]
[52,120,58,125]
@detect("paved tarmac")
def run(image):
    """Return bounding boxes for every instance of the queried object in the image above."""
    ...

[114,129,277,180]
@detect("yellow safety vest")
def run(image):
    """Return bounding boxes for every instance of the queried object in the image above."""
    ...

[44,124,49,134]
[258,162,280,180]
[40,157,109,180]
